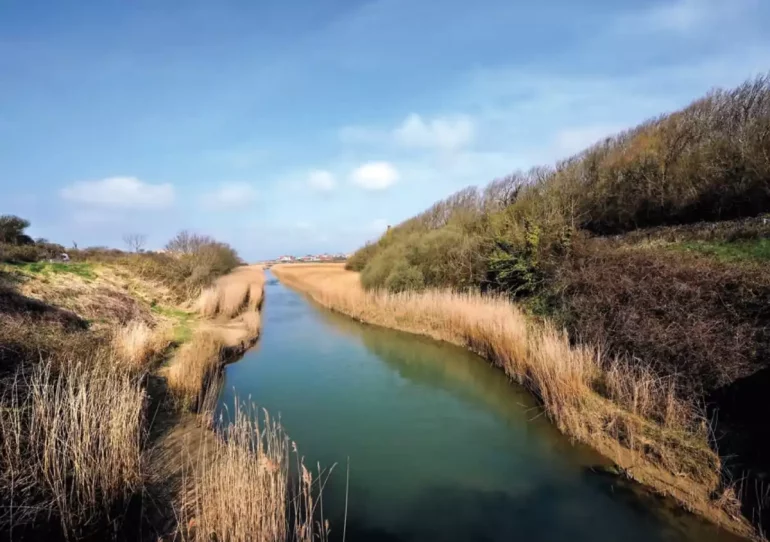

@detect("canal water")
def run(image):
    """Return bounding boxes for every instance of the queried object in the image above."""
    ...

[218,273,742,542]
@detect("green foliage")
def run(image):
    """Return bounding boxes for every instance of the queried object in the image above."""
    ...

[16,262,96,280]
[151,304,195,343]
[675,238,770,263]
[345,242,378,271]
[360,244,406,290]
[384,261,425,293]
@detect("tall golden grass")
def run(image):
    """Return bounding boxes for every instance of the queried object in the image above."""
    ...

[179,400,329,542]
[273,264,746,532]
[195,265,265,319]
[165,331,224,411]
[113,320,174,371]
[0,352,145,534]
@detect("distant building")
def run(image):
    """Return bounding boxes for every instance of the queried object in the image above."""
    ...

[277,255,295,263]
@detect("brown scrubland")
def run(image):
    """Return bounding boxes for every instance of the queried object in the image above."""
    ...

[0,222,323,541]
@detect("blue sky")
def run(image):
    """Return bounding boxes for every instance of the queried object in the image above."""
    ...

[1,0,768,260]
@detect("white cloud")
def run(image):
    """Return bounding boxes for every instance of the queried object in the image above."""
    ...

[307,170,336,191]
[60,176,174,209]
[394,113,475,150]
[203,182,258,210]
[350,161,400,190]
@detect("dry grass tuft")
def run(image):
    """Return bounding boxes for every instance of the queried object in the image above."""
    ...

[238,311,262,337]
[273,263,747,533]
[196,286,221,318]
[179,401,328,542]
[0,352,145,534]
[165,331,224,411]
[194,266,265,320]
[113,320,174,372]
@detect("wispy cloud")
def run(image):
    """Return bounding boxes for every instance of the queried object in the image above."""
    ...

[393,113,475,151]
[202,182,258,210]
[60,177,175,209]
[307,169,336,192]
[350,161,400,190]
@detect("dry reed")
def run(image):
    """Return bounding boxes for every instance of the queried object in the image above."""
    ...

[196,286,220,318]
[113,320,173,371]
[272,264,743,531]
[194,266,265,320]
[239,311,262,336]
[0,353,145,534]
[165,331,224,411]
[179,400,329,542]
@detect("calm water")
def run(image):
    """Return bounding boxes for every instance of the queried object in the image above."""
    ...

[218,272,742,542]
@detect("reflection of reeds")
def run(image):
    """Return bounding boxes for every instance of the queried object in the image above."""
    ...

[180,400,329,542]
[273,263,741,531]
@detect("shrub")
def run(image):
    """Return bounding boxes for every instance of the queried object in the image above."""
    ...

[384,261,425,292]
[0,243,44,263]
[345,241,378,271]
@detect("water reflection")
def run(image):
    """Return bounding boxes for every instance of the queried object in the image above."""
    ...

[217,275,745,542]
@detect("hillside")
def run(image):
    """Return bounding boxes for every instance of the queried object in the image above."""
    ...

[348,74,770,534]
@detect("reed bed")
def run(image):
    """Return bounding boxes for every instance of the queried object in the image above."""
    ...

[165,331,225,411]
[0,352,145,534]
[194,266,265,320]
[272,264,743,530]
[180,400,328,542]
[113,320,174,372]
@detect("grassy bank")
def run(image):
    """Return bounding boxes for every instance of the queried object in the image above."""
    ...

[273,263,753,538]
[0,216,326,540]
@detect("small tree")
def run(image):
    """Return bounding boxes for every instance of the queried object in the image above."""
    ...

[123,233,147,253]
[165,230,213,255]
[0,215,31,244]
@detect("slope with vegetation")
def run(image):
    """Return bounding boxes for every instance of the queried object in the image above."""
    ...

[320,74,770,537]
[0,219,324,541]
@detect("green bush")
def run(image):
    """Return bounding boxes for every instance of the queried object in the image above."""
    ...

[384,261,425,293]
[360,245,406,290]
[345,242,378,271]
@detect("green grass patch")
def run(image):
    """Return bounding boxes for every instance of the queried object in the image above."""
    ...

[674,238,770,263]
[151,304,195,343]
[13,261,97,280]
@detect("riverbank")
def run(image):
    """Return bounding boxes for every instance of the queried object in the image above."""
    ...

[272,263,756,539]
[0,253,323,540]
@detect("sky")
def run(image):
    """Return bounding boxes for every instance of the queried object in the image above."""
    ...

[1,0,769,261]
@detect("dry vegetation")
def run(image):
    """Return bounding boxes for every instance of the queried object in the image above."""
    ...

[0,216,307,540]
[0,349,146,536]
[195,265,266,319]
[113,320,174,372]
[179,401,328,542]
[273,263,752,536]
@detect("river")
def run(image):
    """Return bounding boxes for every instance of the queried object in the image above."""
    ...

[217,272,741,542]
